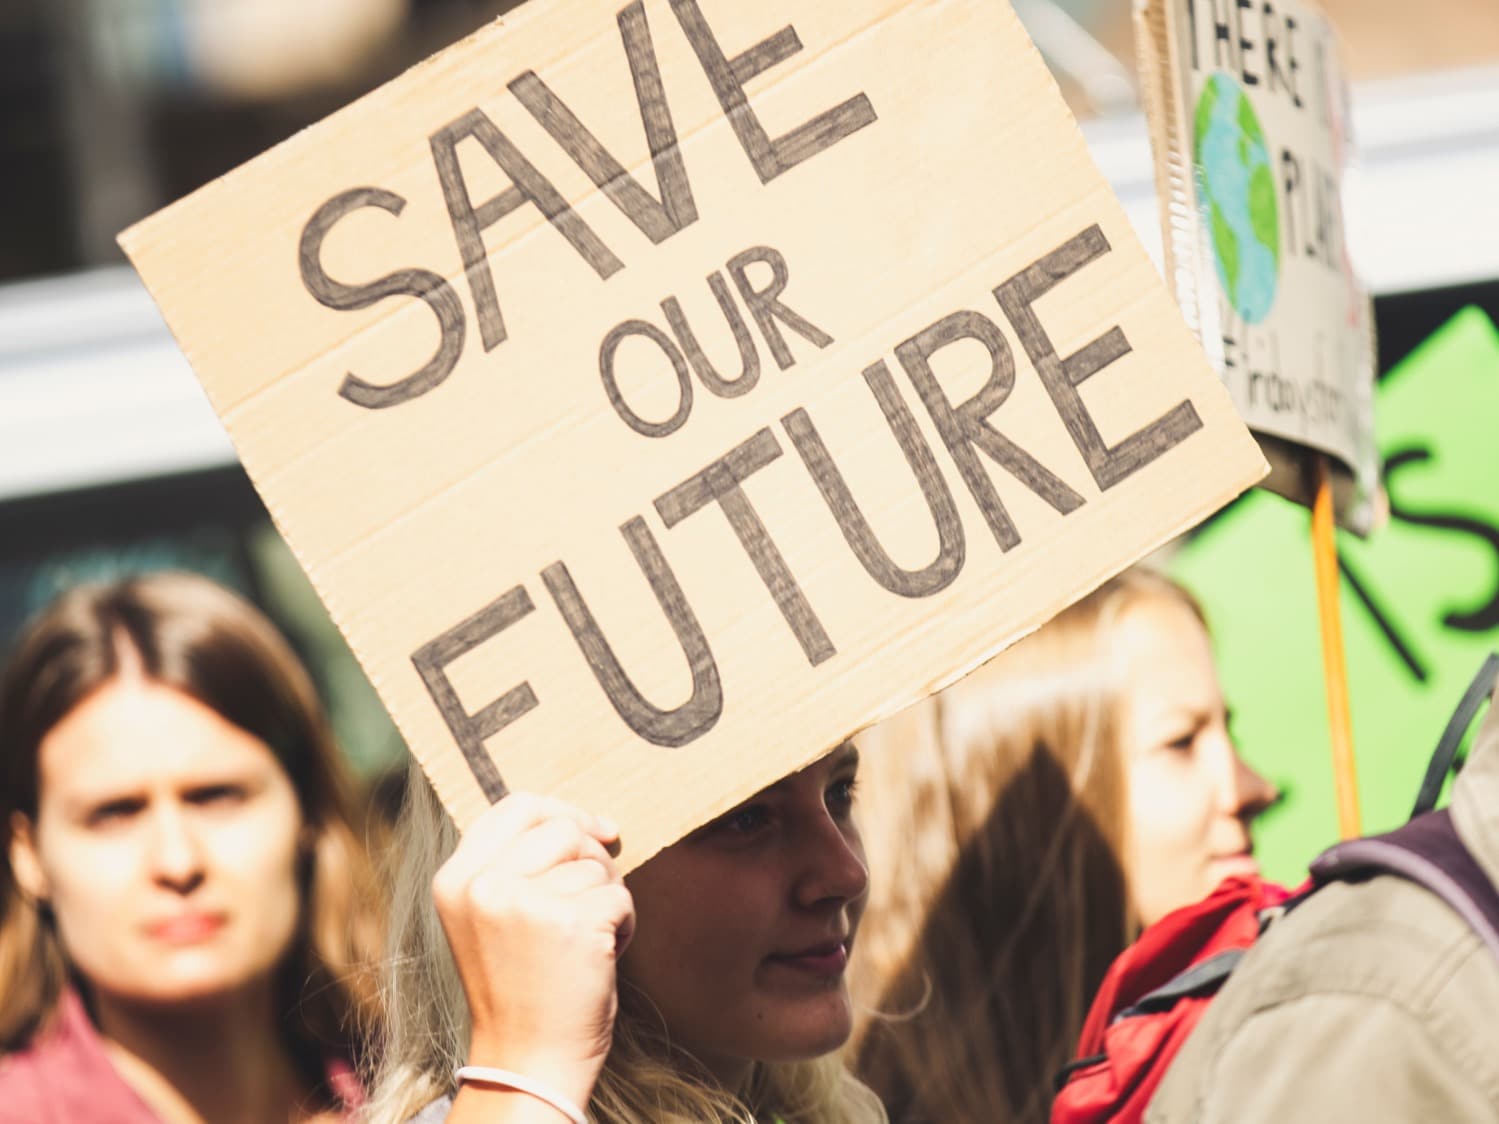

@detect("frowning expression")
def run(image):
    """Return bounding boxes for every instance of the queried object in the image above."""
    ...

[12,674,305,1007]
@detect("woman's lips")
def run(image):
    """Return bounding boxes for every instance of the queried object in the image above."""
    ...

[145,912,227,944]
[766,941,849,978]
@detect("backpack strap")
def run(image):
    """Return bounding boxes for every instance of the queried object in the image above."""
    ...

[1114,949,1246,1020]
[1411,652,1499,818]
[1310,808,1499,964]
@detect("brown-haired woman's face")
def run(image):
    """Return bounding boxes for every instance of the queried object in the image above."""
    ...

[8,672,306,1007]
[1118,596,1277,928]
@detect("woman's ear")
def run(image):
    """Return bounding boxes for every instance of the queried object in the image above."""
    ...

[8,813,50,904]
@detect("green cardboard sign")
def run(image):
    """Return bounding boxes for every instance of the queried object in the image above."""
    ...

[1174,307,1499,882]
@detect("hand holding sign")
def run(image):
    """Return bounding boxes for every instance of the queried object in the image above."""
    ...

[120,0,1265,867]
[434,792,632,1111]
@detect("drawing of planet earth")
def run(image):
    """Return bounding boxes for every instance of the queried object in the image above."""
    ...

[1193,72,1280,324]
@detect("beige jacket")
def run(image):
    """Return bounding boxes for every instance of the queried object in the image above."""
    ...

[1147,692,1499,1123]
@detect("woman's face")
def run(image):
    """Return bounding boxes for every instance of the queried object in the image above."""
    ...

[622,743,867,1086]
[1119,596,1276,928]
[9,672,306,1009]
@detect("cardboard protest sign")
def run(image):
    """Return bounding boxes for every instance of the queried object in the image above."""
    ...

[1136,0,1378,532]
[121,0,1265,868]
[1174,308,1499,882]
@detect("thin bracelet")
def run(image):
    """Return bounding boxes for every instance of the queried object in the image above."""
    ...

[454,1065,588,1124]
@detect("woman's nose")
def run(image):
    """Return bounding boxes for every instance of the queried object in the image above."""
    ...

[1228,751,1278,823]
[147,806,207,894]
[795,816,869,909]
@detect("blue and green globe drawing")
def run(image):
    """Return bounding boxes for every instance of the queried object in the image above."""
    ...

[1193,73,1280,324]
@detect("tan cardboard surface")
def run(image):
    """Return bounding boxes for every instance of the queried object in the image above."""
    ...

[1136,0,1378,531]
[122,0,1266,869]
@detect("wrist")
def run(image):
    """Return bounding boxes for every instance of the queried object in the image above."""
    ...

[451,1082,581,1124]
[463,1039,603,1111]
[455,1065,589,1124]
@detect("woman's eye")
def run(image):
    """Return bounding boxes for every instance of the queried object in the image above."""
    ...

[1165,731,1197,754]
[707,803,770,836]
[827,776,857,813]
[88,798,144,827]
[726,805,769,833]
[187,784,247,807]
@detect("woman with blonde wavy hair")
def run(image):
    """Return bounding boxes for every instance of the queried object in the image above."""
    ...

[0,571,383,1122]
[849,568,1276,1124]
[363,739,887,1124]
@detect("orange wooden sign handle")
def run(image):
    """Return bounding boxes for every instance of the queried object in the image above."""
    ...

[1312,455,1361,839]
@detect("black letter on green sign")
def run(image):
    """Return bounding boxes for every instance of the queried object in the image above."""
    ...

[898,310,1085,552]
[994,225,1203,491]
[542,518,722,746]
[412,585,538,803]
[783,361,965,598]
[670,0,877,184]
[300,187,466,410]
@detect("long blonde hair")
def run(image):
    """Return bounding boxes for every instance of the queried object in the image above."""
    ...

[0,572,384,1077]
[850,569,1201,1123]
[362,763,887,1124]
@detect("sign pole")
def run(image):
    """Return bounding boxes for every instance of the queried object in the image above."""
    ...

[1311,453,1361,838]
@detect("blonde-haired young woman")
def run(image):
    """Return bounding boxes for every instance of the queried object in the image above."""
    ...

[0,572,383,1122]
[850,568,1276,1124]
[364,741,888,1124]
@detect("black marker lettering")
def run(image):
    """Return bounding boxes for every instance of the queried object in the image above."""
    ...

[726,245,833,370]
[599,319,694,437]
[663,272,761,398]
[1213,0,1235,68]
[1262,2,1287,96]
[669,0,877,184]
[1281,149,1302,256]
[1237,0,1258,85]
[508,2,697,243]
[300,188,466,410]
[898,310,1084,552]
[431,108,622,353]
[656,429,835,665]
[783,360,965,598]
[411,585,537,803]
[542,518,722,746]
[994,226,1203,490]
[1285,16,1302,107]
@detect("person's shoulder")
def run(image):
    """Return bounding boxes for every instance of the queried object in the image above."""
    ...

[1148,873,1499,1121]
[1242,873,1491,999]
[0,993,163,1123]
[1201,872,1499,1042]
[0,1037,62,1120]
[405,1094,454,1124]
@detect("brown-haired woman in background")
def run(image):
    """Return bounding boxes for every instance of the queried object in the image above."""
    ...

[0,572,384,1123]
[850,568,1276,1124]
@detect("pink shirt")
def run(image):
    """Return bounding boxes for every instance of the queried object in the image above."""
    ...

[0,991,361,1123]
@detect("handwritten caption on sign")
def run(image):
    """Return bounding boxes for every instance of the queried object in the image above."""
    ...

[121,0,1265,867]
[1137,0,1377,530]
